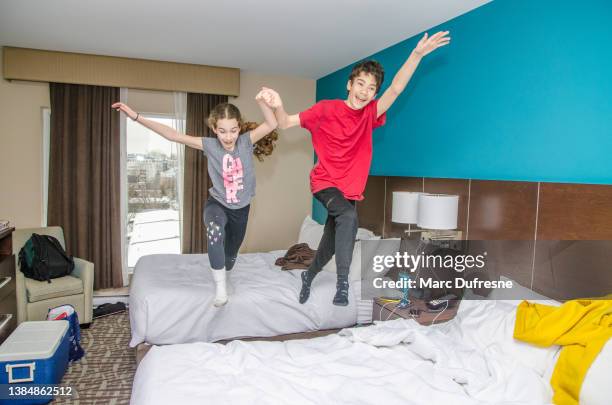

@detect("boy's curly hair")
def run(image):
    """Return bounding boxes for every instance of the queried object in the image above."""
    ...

[241,121,279,162]
[349,60,385,93]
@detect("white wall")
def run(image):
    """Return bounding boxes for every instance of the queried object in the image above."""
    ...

[230,73,315,252]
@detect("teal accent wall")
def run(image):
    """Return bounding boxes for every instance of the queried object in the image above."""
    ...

[313,0,612,223]
[313,197,325,225]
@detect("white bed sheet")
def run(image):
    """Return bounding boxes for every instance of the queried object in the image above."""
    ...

[131,300,559,405]
[129,251,361,346]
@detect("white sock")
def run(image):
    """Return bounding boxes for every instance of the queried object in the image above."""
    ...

[211,268,228,307]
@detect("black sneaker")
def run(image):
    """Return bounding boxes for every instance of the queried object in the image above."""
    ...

[333,279,349,306]
[299,271,315,304]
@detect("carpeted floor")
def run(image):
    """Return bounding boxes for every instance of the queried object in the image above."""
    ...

[54,312,135,405]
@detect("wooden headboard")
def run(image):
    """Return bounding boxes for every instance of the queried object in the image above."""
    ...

[357,176,612,300]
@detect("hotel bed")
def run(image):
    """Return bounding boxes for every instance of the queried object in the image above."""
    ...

[128,250,373,346]
[131,298,612,405]
[129,217,380,346]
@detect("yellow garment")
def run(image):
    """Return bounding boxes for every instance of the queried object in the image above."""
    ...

[513,297,612,405]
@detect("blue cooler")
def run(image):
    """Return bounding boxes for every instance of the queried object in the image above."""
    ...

[0,321,70,404]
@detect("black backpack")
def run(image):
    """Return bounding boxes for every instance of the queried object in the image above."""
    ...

[18,233,75,283]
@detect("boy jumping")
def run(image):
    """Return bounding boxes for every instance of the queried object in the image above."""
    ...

[263,31,451,306]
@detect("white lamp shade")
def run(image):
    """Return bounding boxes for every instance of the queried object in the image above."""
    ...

[417,194,459,230]
[391,192,421,224]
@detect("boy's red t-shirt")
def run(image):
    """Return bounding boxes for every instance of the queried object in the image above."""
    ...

[299,99,386,200]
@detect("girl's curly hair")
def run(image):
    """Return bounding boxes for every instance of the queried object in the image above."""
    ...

[241,121,279,161]
[207,103,243,130]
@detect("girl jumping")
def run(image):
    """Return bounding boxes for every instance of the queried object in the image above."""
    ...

[113,92,277,306]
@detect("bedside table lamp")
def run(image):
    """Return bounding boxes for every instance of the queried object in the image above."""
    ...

[391,191,421,226]
[391,192,421,308]
[417,193,459,239]
[392,192,460,239]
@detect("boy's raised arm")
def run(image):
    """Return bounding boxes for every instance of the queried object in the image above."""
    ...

[376,31,451,118]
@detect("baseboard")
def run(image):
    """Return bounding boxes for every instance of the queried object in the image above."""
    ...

[93,295,129,307]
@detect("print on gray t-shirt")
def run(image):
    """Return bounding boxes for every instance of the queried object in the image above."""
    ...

[201,132,255,209]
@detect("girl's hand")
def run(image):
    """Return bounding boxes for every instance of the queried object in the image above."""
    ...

[414,31,451,57]
[111,102,138,120]
[259,87,282,109]
[255,89,274,106]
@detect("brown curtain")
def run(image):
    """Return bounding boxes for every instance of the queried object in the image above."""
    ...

[182,93,228,253]
[48,83,123,289]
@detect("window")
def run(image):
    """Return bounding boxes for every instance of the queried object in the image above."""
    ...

[42,102,185,282]
[126,115,182,269]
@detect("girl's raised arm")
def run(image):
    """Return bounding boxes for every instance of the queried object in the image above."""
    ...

[112,102,204,151]
[249,90,278,144]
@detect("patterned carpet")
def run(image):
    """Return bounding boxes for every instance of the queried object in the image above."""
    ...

[54,312,135,404]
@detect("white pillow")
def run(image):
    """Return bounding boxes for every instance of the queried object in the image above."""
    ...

[356,227,378,241]
[349,241,363,283]
[457,300,560,377]
[580,338,612,405]
[489,276,559,302]
[297,215,324,249]
[322,237,398,284]
[460,277,562,376]
[297,215,379,249]
[321,241,363,283]
[297,216,380,282]
[463,275,560,304]
[361,238,402,299]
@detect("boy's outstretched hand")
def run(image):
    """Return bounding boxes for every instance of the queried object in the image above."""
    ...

[112,102,138,120]
[414,31,451,57]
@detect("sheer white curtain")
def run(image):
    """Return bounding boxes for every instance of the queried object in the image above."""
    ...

[173,92,187,250]
[119,87,129,286]
[119,90,186,285]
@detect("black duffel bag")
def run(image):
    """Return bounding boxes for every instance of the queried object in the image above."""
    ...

[18,233,75,283]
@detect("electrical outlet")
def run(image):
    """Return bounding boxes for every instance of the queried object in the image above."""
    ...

[421,230,463,250]
[420,230,462,240]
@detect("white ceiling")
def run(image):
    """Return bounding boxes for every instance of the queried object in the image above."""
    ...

[0,0,491,79]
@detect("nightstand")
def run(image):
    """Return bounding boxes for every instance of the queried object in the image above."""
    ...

[372,297,460,325]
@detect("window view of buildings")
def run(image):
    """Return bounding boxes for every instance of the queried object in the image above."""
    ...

[126,116,181,269]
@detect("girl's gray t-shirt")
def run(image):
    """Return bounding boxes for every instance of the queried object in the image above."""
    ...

[201,133,255,209]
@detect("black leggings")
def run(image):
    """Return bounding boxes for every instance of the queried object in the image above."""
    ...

[309,187,358,277]
[203,197,250,270]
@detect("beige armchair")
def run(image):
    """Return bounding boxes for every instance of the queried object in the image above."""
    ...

[12,227,94,325]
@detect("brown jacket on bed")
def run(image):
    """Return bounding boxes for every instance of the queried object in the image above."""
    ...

[275,243,316,270]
